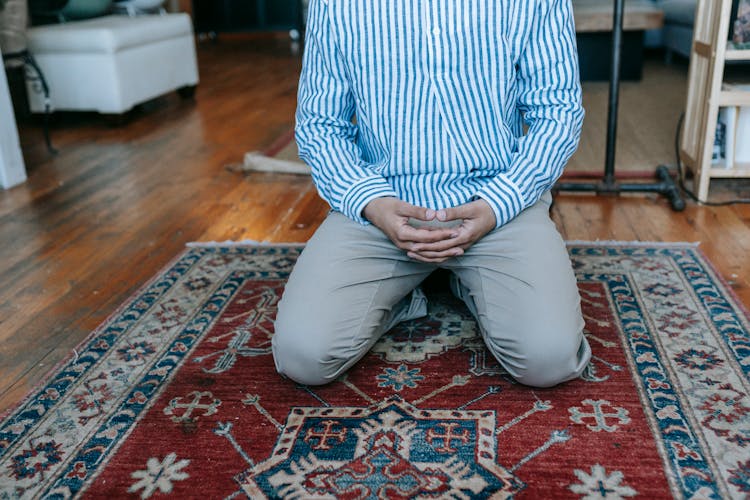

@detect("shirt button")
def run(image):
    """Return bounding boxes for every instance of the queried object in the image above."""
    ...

[432,27,441,35]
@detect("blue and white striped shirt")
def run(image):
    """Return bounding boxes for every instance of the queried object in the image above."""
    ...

[296,0,584,227]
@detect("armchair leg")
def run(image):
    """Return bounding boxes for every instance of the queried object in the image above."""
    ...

[3,50,57,155]
[177,85,197,99]
[664,48,674,65]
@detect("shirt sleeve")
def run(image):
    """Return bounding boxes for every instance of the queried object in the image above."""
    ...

[295,0,398,225]
[475,0,584,228]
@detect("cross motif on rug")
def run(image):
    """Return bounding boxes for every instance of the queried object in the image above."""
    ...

[426,422,471,453]
[569,399,631,432]
[163,391,221,423]
[303,420,348,451]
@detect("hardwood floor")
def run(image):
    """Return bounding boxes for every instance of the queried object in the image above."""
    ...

[1,35,748,415]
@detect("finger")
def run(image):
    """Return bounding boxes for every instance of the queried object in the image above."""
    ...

[413,241,477,259]
[413,239,465,253]
[412,230,473,252]
[436,204,472,222]
[410,247,464,259]
[393,200,435,221]
[396,225,458,244]
[406,252,454,263]
[392,237,439,254]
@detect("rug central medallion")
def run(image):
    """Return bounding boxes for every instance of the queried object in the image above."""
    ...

[242,397,522,498]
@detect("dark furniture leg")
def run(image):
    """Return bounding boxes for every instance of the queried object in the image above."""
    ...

[3,50,57,155]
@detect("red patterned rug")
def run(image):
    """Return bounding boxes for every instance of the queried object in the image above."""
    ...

[2,243,749,499]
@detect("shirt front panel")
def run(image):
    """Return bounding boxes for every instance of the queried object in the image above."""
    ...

[326,0,525,209]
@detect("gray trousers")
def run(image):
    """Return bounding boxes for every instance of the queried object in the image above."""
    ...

[272,192,591,388]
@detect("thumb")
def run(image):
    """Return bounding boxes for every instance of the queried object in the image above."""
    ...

[395,201,435,220]
[437,204,470,221]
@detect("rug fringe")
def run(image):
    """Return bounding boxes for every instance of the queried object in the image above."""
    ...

[565,240,700,248]
[239,152,311,175]
[186,240,306,248]
[188,240,700,249]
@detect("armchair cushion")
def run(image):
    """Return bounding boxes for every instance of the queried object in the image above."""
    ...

[27,12,191,53]
[60,0,112,20]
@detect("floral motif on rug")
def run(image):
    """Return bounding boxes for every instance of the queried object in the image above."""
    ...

[1,243,749,499]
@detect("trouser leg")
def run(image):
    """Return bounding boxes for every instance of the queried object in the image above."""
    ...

[274,192,590,388]
[445,192,591,387]
[272,212,432,385]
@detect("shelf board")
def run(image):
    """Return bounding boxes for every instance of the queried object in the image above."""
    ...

[709,165,750,178]
[725,42,750,60]
[718,89,750,106]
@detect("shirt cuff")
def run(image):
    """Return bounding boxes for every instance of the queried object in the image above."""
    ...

[341,175,399,225]
[475,173,527,228]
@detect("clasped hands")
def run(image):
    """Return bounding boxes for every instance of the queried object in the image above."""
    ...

[363,197,496,263]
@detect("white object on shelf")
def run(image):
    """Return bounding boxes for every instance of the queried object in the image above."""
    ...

[714,108,728,165]
[715,107,736,168]
[735,106,750,163]
[714,105,750,167]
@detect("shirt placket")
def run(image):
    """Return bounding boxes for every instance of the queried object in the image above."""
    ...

[423,1,444,100]
[424,0,469,173]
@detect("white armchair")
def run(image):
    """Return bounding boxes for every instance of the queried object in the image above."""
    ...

[25,11,199,114]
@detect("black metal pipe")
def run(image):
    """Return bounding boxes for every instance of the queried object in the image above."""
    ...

[554,183,600,192]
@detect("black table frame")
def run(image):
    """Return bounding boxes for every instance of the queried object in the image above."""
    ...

[192,0,304,39]
[554,0,685,211]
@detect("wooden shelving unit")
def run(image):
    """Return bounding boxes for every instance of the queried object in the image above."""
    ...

[680,0,750,201]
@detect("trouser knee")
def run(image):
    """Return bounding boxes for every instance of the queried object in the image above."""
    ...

[271,328,344,386]
[486,330,591,388]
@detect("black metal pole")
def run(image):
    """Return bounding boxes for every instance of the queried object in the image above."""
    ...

[554,0,685,211]
[603,0,624,188]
